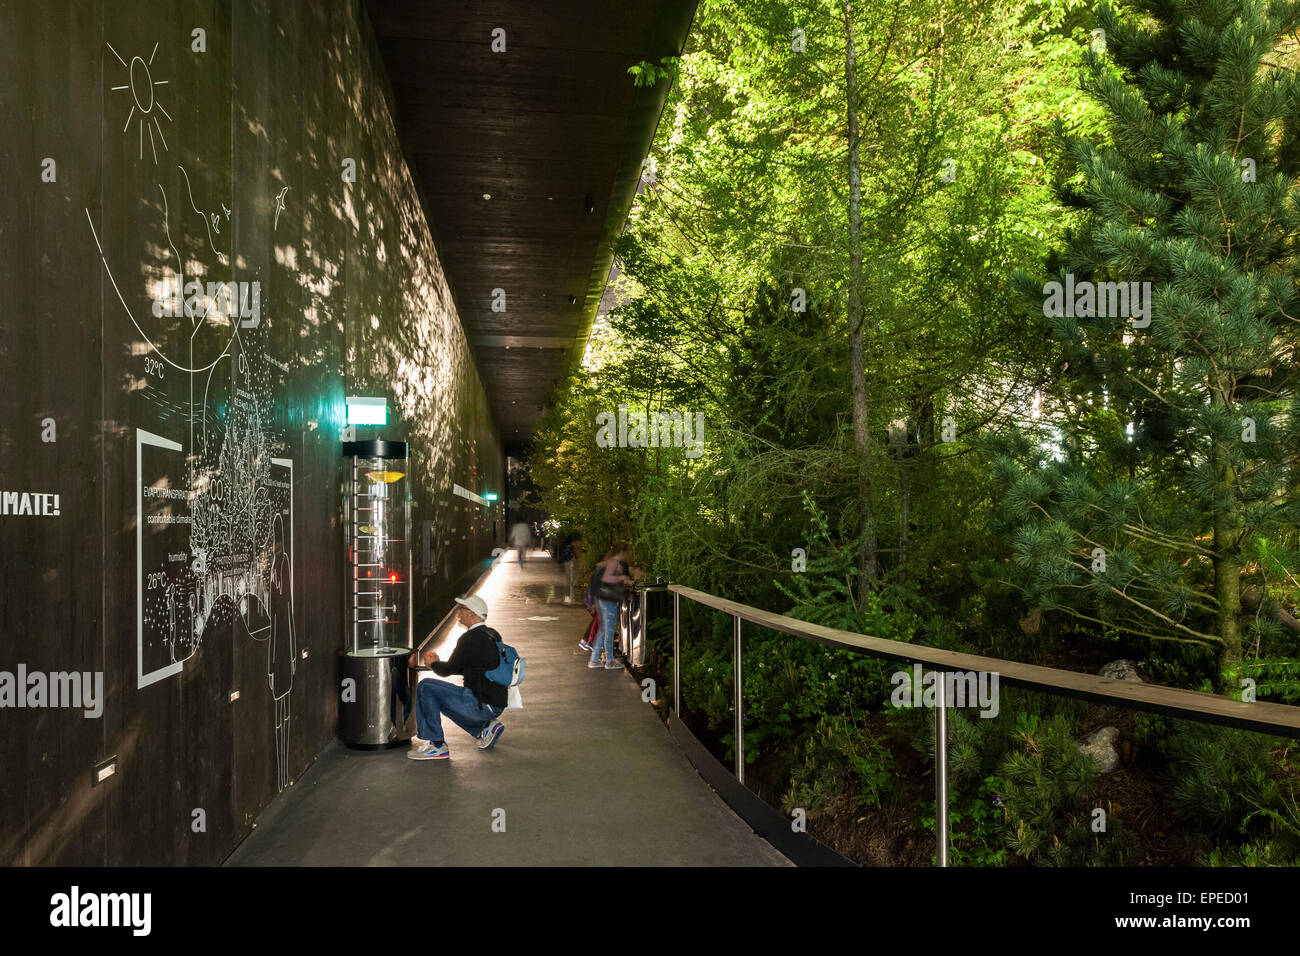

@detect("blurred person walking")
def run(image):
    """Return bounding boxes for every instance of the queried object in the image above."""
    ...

[509,520,530,568]
[558,526,585,603]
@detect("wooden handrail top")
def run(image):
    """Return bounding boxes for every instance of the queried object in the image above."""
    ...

[669,585,1300,739]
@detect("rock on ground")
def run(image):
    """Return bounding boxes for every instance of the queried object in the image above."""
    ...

[1098,659,1142,682]
[1078,725,1120,774]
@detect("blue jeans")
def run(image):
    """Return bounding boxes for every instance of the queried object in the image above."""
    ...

[416,678,502,744]
[591,598,619,664]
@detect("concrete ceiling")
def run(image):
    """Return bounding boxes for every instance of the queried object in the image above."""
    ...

[366,0,697,455]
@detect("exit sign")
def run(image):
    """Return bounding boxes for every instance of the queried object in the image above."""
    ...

[345,396,387,426]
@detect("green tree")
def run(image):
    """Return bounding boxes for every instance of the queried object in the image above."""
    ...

[537,0,1104,618]
[997,0,1300,677]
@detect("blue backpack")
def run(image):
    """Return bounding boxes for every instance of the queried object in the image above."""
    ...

[486,639,526,687]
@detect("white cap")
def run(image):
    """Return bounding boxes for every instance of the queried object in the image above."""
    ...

[454,594,489,621]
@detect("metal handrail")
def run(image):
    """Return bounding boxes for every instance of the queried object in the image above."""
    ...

[668,583,1300,867]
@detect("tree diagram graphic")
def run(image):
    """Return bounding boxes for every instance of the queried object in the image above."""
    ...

[87,36,299,791]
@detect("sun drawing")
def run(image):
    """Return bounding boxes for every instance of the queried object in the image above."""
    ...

[108,41,171,163]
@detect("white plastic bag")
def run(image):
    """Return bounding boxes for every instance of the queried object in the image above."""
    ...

[507,684,523,709]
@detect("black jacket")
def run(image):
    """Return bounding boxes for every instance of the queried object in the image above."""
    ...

[595,560,629,601]
[429,623,508,709]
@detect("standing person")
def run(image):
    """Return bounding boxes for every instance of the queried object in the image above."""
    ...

[588,542,640,671]
[408,594,507,760]
[579,555,604,653]
[560,526,585,603]
[509,520,530,568]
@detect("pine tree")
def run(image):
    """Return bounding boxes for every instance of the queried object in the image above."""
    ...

[997,0,1300,680]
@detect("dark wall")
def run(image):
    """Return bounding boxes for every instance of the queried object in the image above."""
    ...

[0,0,503,865]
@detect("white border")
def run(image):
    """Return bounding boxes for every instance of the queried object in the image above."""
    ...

[137,427,185,689]
[271,457,294,598]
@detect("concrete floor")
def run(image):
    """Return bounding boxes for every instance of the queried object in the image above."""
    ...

[226,550,790,866]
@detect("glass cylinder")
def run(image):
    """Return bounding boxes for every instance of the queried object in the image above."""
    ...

[344,440,412,655]
[339,440,415,748]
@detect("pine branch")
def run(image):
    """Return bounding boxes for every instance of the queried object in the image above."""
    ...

[1063,557,1223,643]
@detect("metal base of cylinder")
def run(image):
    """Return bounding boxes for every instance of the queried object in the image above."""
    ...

[338,648,417,748]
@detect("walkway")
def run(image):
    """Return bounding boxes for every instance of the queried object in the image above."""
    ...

[226,550,789,866]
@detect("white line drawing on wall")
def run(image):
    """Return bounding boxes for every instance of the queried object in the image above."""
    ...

[122,262,298,780]
[85,209,234,375]
[178,164,226,260]
[274,187,288,231]
[108,41,170,165]
[136,428,186,688]
[158,182,180,270]
[99,37,300,789]
[266,466,295,789]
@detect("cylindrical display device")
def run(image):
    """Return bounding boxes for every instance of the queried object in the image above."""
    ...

[338,439,417,748]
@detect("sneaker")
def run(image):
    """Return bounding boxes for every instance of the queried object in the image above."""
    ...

[604,660,622,670]
[407,741,449,760]
[478,719,505,750]
[587,659,603,668]
[579,639,593,651]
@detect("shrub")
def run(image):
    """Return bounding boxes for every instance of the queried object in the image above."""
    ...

[997,713,1136,865]
[920,775,1009,867]
[781,715,896,818]
[1167,723,1300,864]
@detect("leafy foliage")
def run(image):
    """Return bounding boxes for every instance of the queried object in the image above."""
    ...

[781,714,897,816]
[997,713,1137,864]
[527,0,1300,866]
[1167,723,1300,864]
[993,0,1300,674]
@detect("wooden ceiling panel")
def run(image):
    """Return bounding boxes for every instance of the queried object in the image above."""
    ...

[368,0,672,55]
[365,0,696,450]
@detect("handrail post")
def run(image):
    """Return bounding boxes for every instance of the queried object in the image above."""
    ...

[673,590,680,716]
[734,614,744,784]
[934,668,949,867]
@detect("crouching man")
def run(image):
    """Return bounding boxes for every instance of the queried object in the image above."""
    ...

[408,594,505,760]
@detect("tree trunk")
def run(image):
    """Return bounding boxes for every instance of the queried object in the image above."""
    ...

[1210,387,1242,679]
[897,459,910,584]
[900,392,935,585]
[1212,508,1242,677]
[844,1,878,606]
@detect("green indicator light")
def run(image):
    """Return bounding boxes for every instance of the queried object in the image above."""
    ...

[345,396,387,426]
